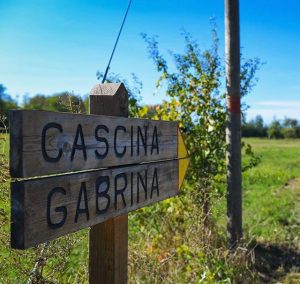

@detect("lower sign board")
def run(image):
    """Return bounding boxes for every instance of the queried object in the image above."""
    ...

[11,159,188,249]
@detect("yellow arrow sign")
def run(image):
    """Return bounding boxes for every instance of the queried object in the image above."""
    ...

[178,128,190,188]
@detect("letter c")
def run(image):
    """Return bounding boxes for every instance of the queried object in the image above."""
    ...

[42,122,63,162]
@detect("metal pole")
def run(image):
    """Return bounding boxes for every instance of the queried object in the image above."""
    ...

[225,0,242,248]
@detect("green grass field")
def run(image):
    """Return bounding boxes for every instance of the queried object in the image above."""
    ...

[243,138,300,245]
[242,138,300,282]
[1,136,299,283]
[0,133,8,157]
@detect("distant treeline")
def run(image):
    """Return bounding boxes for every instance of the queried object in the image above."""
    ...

[0,84,88,129]
[1,84,300,139]
[242,115,300,139]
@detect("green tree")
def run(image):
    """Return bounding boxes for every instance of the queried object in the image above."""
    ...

[242,115,267,137]
[268,119,283,139]
[23,94,48,110]
[254,115,264,130]
[23,92,87,113]
[281,117,299,138]
[0,84,18,128]
[140,28,261,217]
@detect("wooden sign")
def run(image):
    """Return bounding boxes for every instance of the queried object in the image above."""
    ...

[10,109,189,249]
[10,110,179,178]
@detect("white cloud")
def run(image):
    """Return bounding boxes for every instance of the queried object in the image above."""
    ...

[255,101,300,108]
[247,108,300,123]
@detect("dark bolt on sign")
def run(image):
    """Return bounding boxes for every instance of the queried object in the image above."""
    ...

[9,110,189,249]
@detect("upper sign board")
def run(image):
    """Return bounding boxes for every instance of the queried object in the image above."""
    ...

[10,110,179,178]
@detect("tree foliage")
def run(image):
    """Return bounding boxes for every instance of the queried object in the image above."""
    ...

[23,92,87,114]
[140,29,261,198]
[243,116,300,139]
[0,84,18,128]
[268,118,300,139]
[242,115,268,137]
[128,28,262,283]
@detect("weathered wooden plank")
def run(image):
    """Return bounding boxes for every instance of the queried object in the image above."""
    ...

[89,82,128,284]
[89,215,128,284]
[10,110,23,177]
[9,109,178,178]
[11,159,179,249]
[90,83,129,117]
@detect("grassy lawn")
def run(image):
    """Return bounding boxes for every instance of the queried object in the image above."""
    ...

[241,138,300,282]
[0,132,9,157]
[0,136,299,282]
[243,138,300,246]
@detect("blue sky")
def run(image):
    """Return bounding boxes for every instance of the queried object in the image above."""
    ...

[0,0,299,123]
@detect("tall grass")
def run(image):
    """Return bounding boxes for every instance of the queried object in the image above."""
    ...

[1,136,299,282]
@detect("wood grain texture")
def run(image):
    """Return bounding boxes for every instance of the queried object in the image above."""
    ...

[9,109,178,178]
[89,215,128,284]
[9,110,23,177]
[90,83,128,117]
[10,159,178,249]
[89,83,128,284]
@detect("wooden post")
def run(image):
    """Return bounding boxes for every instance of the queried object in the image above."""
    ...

[225,0,242,247]
[89,83,128,284]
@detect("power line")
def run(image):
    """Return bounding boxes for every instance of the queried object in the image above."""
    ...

[102,0,133,83]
